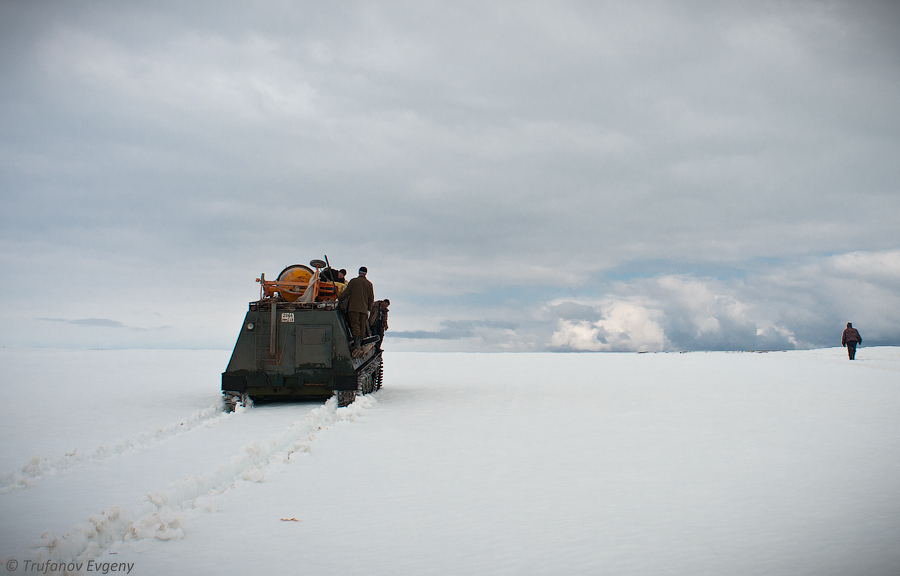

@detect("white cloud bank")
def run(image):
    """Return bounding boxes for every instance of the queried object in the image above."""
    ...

[542,250,900,352]
[550,300,668,352]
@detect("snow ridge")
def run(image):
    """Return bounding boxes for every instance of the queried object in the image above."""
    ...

[25,395,375,570]
[0,401,243,495]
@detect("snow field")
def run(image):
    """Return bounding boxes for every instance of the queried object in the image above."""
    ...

[0,350,232,465]
[23,396,375,567]
[0,349,378,573]
[2,347,900,575]
[120,349,900,576]
[0,403,230,495]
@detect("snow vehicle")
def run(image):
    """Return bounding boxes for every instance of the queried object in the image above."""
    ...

[221,259,383,411]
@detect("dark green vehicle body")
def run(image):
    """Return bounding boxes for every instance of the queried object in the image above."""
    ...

[222,299,382,408]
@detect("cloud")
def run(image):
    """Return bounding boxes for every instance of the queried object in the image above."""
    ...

[828,250,900,285]
[541,249,900,351]
[550,299,667,352]
[39,317,126,328]
[0,2,898,350]
[37,317,170,332]
[749,250,900,347]
[392,320,517,340]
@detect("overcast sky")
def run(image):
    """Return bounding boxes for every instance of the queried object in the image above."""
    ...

[1,0,899,352]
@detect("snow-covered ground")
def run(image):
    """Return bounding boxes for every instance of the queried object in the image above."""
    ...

[1,347,899,575]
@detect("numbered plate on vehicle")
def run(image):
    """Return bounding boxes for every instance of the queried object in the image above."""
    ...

[281,312,295,323]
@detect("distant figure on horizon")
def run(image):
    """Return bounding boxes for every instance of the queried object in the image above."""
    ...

[842,322,862,360]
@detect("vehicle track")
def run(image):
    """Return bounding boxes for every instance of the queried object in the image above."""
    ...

[9,394,376,568]
[0,402,244,495]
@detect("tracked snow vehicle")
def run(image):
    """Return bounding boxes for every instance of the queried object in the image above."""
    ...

[222,259,382,411]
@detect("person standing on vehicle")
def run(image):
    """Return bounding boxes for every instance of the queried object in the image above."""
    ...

[842,322,862,360]
[339,267,374,349]
[369,299,390,350]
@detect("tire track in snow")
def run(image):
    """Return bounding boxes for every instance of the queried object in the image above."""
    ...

[0,401,245,495]
[20,395,375,567]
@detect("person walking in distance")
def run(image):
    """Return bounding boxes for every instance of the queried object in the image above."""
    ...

[842,322,862,360]
[339,267,374,350]
[369,299,390,350]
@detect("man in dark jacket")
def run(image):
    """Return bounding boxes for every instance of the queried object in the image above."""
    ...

[841,322,862,360]
[339,267,374,349]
